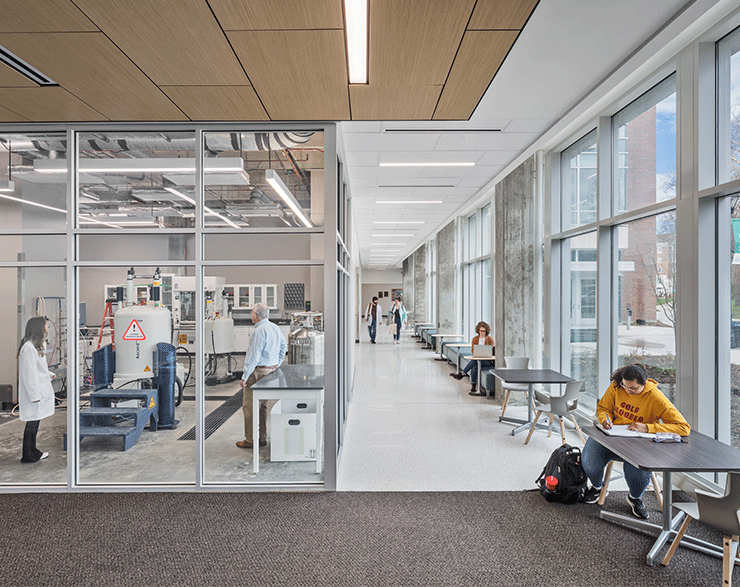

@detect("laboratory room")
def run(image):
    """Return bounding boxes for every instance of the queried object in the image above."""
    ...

[0,129,330,487]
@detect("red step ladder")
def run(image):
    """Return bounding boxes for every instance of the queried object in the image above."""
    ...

[97,301,115,350]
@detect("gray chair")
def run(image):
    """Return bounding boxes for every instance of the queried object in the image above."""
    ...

[500,356,530,418]
[662,472,740,587]
[524,379,586,445]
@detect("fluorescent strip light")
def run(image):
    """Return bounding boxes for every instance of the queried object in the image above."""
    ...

[265,169,313,228]
[376,200,442,204]
[383,128,503,133]
[379,162,475,167]
[344,0,368,84]
[0,193,65,213]
[34,158,247,175]
[78,216,123,229]
[0,180,15,192]
[374,221,424,225]
[165,187,241,229]
[372,233,414,237]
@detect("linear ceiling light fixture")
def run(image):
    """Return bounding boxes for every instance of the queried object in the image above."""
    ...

[374,221,424,225]
[164,187,241,229]
[383,128,503,133]
[372,233,414,237]
[0,44,57,85]
[34,157,249,176]
[265,169,313,228]
[379,162,475,167]
[0,192,65,213]
[344,0,368,84]
[376,200,442,204]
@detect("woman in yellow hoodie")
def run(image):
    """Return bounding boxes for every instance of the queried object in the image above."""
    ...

[581,364,689,519]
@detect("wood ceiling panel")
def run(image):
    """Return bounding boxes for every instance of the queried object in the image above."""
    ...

[350,85,442,120]
[0,102,30,122]
[0,0,98,33]
[370,0,476,86]
[73,0,248,86]
[434,30,518,120]
[160,86,269,121]
[468,0,540,30]
[228,30,349,120]
[0,63,37,87]
[0,87,106,121]
[0,33,187,121]
[209,0,343,30]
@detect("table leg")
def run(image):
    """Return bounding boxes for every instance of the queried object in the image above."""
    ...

[435,338,446,361]
[252,394,259,474]
[316,390,322,474]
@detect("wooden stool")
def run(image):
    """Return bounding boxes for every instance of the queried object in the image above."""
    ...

[598,460,663,509]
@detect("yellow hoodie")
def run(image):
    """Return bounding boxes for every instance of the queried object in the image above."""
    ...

[596,378,690,436]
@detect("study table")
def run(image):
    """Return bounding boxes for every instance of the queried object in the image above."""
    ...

[250,364,324,475]
[490,368,574,435]
[431,334,464,360]
[417,326,436,346]
[414,323,435,337]
[462,355,496,397]
[583,426,740,566]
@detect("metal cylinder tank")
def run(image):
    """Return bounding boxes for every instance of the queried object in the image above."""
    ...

[288,326,324,365]
[205,317,235,354]
[114,304,172,383]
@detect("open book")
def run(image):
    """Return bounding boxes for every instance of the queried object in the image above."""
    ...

[596,423,656,439]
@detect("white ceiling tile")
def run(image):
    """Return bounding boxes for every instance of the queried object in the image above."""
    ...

[379,151,482,165]
[345,151,380,166]
[344,133,440,152]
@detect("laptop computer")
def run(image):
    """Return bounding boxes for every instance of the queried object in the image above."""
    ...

[472,344,494,358]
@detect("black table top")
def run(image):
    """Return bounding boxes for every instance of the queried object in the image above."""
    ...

[251,364,324,390]
[489,368,574,384]
[583,426,740,473]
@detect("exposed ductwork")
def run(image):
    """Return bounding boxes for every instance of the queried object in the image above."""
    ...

[0,131,316,158]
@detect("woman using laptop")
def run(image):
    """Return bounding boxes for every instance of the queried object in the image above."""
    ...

[450,321,494,395]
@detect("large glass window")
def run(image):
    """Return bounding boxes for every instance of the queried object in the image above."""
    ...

[561,131,597,230]
[613,75,677,215]
[562,233,598,411]
[616,212,676,401]
[718,26,740,183]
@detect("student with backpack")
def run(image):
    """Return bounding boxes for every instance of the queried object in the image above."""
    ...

[580,364,690,519]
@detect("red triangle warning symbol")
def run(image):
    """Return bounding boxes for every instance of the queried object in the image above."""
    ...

[122,319,146,341]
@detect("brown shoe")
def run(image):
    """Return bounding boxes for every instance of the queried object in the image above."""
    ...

[236,439,267,449]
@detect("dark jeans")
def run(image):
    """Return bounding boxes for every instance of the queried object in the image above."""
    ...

[462,360,493,385]
[393,317,402,341]
[21,420,42,463]
[582,437,651,498]
[368,319,377,342]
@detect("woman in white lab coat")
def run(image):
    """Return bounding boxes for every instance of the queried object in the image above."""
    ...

[18,317,55,463]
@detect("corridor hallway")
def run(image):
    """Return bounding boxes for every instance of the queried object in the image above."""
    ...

[337,327,587,491]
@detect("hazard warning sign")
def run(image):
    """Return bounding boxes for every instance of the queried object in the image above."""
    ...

[122,319,146,341]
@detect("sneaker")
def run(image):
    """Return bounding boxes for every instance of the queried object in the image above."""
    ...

[39,452,49,460]
[627,495,648,519]
[582,486,602,504]
[450,372,464,380]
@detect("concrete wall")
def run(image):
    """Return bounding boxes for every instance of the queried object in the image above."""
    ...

[436,220,456,332]
[495,156,537,364]
[413,246,426,322]
[402,257,414,320]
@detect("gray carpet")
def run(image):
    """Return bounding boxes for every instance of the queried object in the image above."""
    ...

[0,490,726,587]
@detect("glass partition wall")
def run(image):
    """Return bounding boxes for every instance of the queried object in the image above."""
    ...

[0,125,336,490]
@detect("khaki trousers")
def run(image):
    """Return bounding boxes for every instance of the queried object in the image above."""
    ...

[242,366,278,443]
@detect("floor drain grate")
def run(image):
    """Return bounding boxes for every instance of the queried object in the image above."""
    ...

[178,391,242,441]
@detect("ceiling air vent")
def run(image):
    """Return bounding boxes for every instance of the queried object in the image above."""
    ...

[0,45,57,86]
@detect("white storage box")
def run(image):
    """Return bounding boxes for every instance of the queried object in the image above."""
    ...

[270,399,317,461]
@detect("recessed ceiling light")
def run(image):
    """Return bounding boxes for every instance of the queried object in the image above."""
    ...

[379,162,474,167]
[344,0,368,84]
[376,200,442,204]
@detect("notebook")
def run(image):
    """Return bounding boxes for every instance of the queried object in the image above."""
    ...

[596,423,656,439]
[472,344,494,358]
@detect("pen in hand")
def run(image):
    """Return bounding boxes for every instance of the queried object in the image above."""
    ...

[603,414,612,430]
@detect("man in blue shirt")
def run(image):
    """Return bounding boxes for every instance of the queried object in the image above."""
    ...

[236,303,287,450]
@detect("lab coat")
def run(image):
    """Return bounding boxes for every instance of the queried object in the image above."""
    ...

[18,340,55,422]
[365,302,382,322]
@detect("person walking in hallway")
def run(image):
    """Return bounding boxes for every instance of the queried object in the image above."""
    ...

[364,296,381,344]
[237,303,287,450]
[388,297,407,344]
